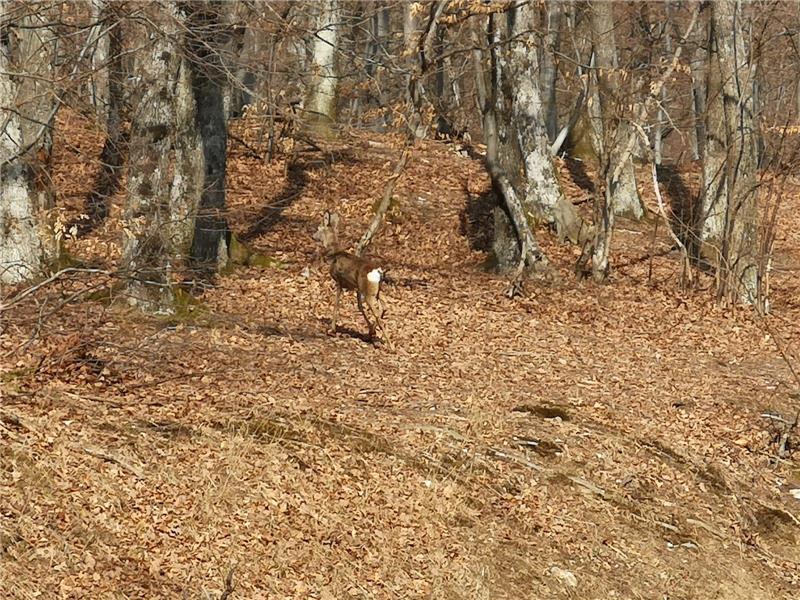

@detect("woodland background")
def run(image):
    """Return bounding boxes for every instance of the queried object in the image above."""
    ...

[1,1,800,598]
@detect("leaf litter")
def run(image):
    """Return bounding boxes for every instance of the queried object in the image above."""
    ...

[1,110,799,598]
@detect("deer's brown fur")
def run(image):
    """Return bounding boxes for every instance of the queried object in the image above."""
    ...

[313,211,392,347]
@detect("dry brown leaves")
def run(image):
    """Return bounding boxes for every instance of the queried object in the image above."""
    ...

[1,111,799,599]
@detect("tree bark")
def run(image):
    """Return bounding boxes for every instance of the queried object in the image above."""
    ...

[690,10,708,161]
[403,2,425,138]
[85,0,127,227]
[539,0,562,144]
[187,1,230,275]
[121,2,184,312]
[589,1,644,221]
[503,1,586,245]
[700,0,759,304]
[474,15,547,273]
[88,0,110,121]
[653,2,673,166]
[0,1,59,285]
[304,0,341,137]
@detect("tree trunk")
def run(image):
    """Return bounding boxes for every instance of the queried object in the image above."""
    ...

[88,0,110,122]
[653,2,673,166]
[690,10,708,161]
[503,2,586,245]
[539,0,562,144]
[404,2,425,138]
[121,3,184,313]
[0,2,59,285]
[589,1,644,221]
[474,16,547,274]
[85,0,127,227]
[187,1,230,275]
[700,0,759,304]
[304,0,341,137]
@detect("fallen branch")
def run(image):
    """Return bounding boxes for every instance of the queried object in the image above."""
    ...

[0,267,112,312]
[83,446,144,479]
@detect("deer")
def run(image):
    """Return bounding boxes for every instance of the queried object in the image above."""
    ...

[312,210,393,348]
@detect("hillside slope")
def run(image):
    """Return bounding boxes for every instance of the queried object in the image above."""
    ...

[2,115,799,599]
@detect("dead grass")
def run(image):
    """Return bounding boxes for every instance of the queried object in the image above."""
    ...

[1,111,799,599]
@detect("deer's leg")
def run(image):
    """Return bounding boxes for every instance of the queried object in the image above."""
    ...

[357,292,375,337]
[330,286,341,334]
[366,295,392,349]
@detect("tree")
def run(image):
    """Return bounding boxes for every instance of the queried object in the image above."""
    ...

[120,2,186,312]
[84,0,128,227]
[0,1,59,285]
[186,0,231,274]
[538,0,563,144]
[503,1,586,245]
[304,0,342,137]
[699,0,759,304]
[588,1,645,221]
[121,0,233,311]
[473,10,547,275]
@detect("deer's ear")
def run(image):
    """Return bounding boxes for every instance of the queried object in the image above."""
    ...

[329,212,340,228]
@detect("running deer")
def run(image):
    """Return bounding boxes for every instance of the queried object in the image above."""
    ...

[313,211,393,348]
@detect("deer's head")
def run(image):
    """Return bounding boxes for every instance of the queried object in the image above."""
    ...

[313,210,340,252]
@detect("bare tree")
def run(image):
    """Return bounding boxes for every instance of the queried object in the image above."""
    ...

[539,0,563,144]
[0,1,59,285]
[588,1,645,221]
[474,10,548,274]
[699,0,759,304]
[186,0,231,274]
[120,3,186,312]
[690,6,708,162]
[84,0,127,227]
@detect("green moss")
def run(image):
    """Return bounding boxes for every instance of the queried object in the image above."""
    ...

[224,233,284,271]
[1,367,34,382]
[247,254,284,269]
[227,233,251,265]
[163,287,205,323]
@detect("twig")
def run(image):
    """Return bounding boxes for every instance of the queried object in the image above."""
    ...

[219,568,235,600]
[228,132,262,159]
[83,446,144,479]
[0,268,112,312]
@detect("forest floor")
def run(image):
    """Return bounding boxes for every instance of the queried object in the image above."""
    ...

[2,111,800,599]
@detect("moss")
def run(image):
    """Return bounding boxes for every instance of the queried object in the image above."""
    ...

[84,284,117,305]
[1,367,34,382]
[247,254,284,269]
[162,286,205,324]
[227,232,251,265]
[225,233,284,271]
[51,250,87,271]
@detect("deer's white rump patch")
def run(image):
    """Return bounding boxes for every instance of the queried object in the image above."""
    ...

[367,268,382,284]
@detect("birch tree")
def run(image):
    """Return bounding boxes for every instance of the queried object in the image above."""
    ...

[304,0,342,137]
[0,1,59,285]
